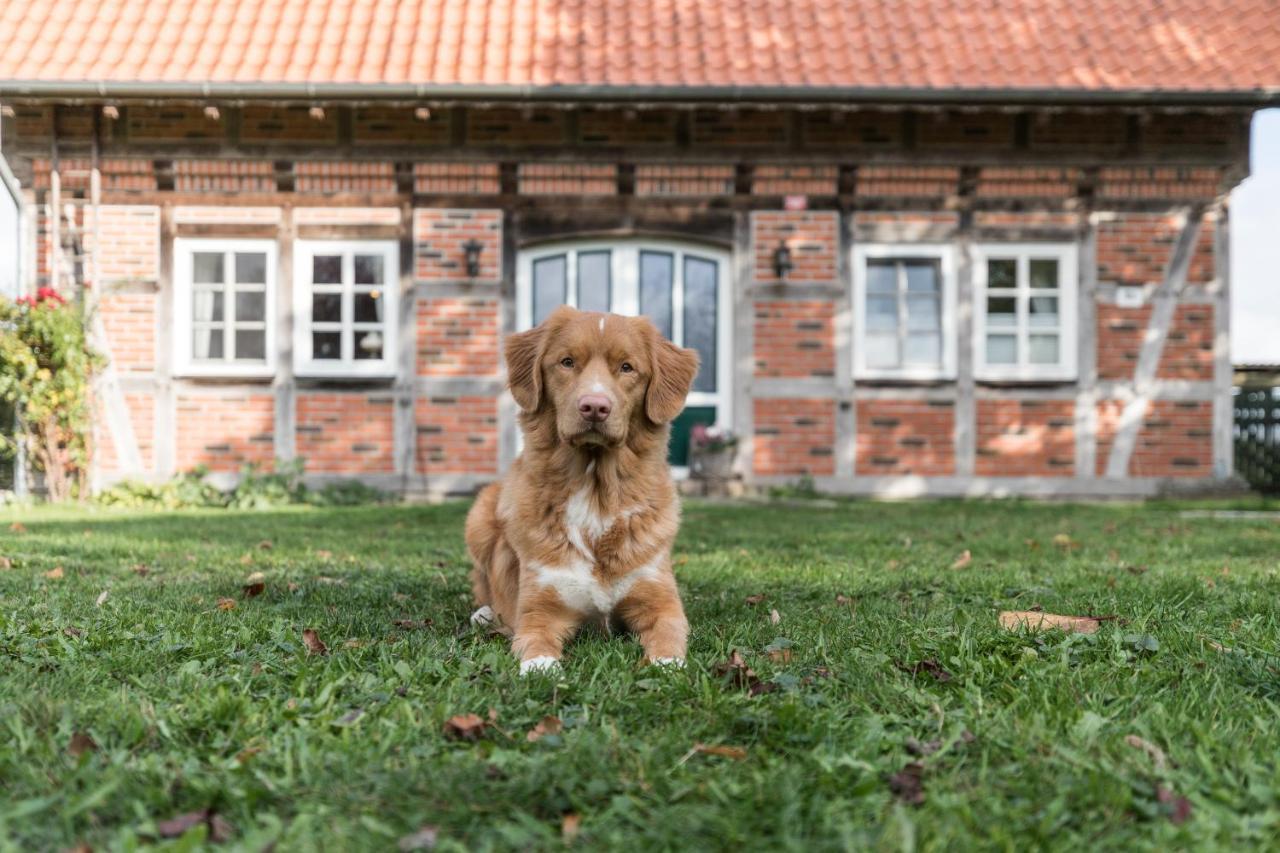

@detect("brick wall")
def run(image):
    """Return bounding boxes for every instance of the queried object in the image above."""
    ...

[296,394,394,474]
[1097,304,1216,381]
[752,212,838,283]
[856,400,955,476]
[127,105,224,142]
[97,393,155,475]
[693,110,789,146]
[353,107,449,145]
[975,400,1075,477]
[414,209,503,282]
[175,393,275,472]
[98,292,155,372]
[416,298,501,376]
[753,300,835,378]
[753,399,836,477]
[87,205,160,284]
[1096,400,1212,477]
[416,397,499,475]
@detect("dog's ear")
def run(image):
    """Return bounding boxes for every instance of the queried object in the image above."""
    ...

[505,326,545,411]
[645,328,700,425]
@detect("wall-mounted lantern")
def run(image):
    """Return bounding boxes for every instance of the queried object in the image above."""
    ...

[772,241,793,280]
[463,239,484,278]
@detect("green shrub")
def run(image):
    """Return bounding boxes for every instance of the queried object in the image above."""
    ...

[95,459,390,509]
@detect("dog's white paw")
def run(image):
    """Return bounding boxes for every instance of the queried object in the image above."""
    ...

[470,605,496,627]
[519,655,561,676]
[650,656,685,668]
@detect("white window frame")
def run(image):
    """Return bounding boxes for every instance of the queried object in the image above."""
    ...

[173,238,277,378]
[852,243,957,381]
[515,238,732,425]
[293,239,399,378]
[972,243,1078,382]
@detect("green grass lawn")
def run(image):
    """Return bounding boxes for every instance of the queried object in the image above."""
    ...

[2,498,1279,851]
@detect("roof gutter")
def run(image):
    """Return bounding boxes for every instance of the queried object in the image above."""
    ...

[2,79,1279,107]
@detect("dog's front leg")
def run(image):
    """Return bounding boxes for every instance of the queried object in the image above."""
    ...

[511,587,582,675]
[616,577,689,666]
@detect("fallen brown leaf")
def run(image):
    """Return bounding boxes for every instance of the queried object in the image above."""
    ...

[443,713,487,741]
[68,731,98,758]
[208,814,235,843]
[1125,734,1169,771]
[693,743,748,760]
[998,610,1100,635]
[1052,533,1075,549]
[9,522,26,533]
[301,628,328,655]
[63,626,84,639]
[238,553,254,566]
[392,619,433,630]
[397,825,439,851]
[315,549,334,560]
[131,563,150,576]
[45,566,64,580]
[905,737,941,757]
[767,647,792,664]
[1157,786,1193,825]
[526,715,563,743]
[835,594,854,605]
[951,550,972,570]
[216,598,237,611]
[95,590,109,607]
[0,556,11,570]
[258,539,273,551]
[898,659,953,682]
[769,608,781,625]
[888,762,926,806]
[155,810,222,840]
[561,813,581,844]
[242,581,265,599]
[744,594,765,605]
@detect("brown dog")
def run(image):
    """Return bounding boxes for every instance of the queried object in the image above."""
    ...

[464,306,700,674]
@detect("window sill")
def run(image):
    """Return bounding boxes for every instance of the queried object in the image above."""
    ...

[855,370,957,383]
[173,364,276,380]
[975,370,1078,384]
[294,363,398,380]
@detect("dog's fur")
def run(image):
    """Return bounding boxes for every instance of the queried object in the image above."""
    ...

[464,306,700,673]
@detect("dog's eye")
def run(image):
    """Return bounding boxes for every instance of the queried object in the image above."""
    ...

[559,357,575,369]
[620,362,634,374]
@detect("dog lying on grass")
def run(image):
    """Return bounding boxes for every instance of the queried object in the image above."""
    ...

[465,306,700,674]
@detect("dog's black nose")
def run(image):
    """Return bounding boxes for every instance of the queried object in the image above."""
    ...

[578,395,612,422]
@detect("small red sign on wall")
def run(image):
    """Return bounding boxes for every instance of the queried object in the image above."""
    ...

[784,194,808,211]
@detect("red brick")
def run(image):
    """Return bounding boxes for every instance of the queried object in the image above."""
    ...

[856,400,955,476]
[416,298,501,376]
[416,397,499,475]
[98,292,155,372]
[752,212,838,283]
[1096,400,1212,477]
[414,209,502,282]
[753,300,835,378]
[176,393,275,472]
[976,400,1075,477]
[296,394,394,474]
[753,399,835,476]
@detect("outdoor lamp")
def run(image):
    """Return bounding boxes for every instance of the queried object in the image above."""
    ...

[463,239,484,278]
[773,241,793,280]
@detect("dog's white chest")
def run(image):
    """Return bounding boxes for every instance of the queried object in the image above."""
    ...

[532,555,661,615]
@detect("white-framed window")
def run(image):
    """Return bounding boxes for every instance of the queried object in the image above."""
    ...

[852,243,957,380]
[516,239,731,414]
[293,240,399,377]
[973,243,1078,381]
[173,238,277,377]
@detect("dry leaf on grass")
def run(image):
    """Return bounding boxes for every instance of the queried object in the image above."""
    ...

[0,556,12,570]
[835,594,854,605]
[131,563,150,576]
[9,522,26,533]
[68,731,98,757]
[898,659,953,682]
[744,594,766,605]
[216,598,237,611]
[45,566,64,580]
[1053,533,1076,549]
[155,809,233,842]
[951,550,972,570]
[905,737,942,757]
[242,581,266,599]
[398,825,439,851]
[392,619,433,630]
[693,743,748,760]
[526,715,563,743]
[769,609,781,625]
[95,590,109,607]
[443,713,487,741]
[238,553,254,566]
[1125,735,1169,771]
[888,762,926,806]
[258,539,273,551]
[998,611,1100,635]
[561,813,581,843]
[63,627,84,639]
[301,628,328,655]
[1157,786,1193,825]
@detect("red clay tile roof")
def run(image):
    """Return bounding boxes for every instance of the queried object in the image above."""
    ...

[2,0,1280,102]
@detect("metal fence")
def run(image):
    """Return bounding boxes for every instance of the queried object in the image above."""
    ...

[1234,384,1280,494]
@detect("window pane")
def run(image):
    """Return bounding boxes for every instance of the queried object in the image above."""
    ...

[355,330,384,360]
[1029,334,1060,364]
[639,251,673,340]
[866,294,898,332]
[1029,296,1059,327]
[313,255,342,284]
[986,334,1017,364]
[986,296,1017,327]
[193,326,224,360]
[312,332,341,360]
[354,254,384,285]
[192,288,223,322]
[235,290,265,322]
[987,258,1016,289]
[532,255,566,326]
[905,294,939,331]
[312,293,342,323]
[866,259,897,293]
[904,260,940,292]
[354,292,384,323]
[1030,259,1059,288]
[576,251,611,313]
[904,332,941,366]
[235,252,266,284]
[234,330,266,361]
[683,256,718,393]
[865,333,899,368]
[193,252,224,284]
